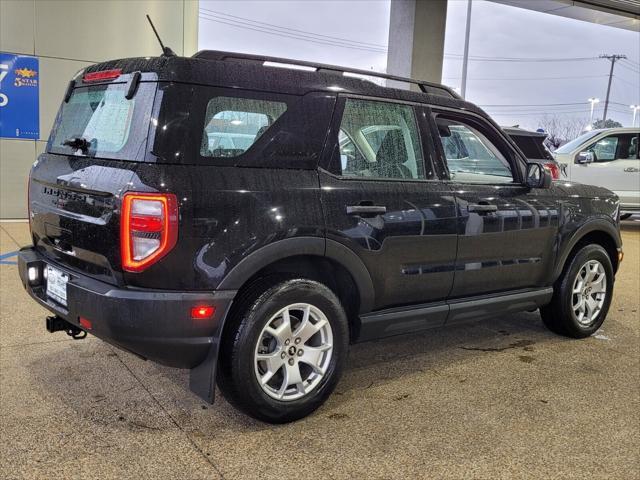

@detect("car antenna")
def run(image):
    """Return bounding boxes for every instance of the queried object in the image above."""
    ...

[146,15,176,57]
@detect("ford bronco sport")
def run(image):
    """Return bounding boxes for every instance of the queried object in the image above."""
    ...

[19,51,622,423]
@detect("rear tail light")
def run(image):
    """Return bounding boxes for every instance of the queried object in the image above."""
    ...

[121,192,178,272]
[543,162,560,180]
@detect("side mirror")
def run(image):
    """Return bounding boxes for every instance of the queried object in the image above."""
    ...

[576,151,595,164]
[526,163,551,189]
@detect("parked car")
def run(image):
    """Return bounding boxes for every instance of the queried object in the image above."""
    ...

[553,128,639,219]
[502,127,563,180]
[19,51,622,423]
[205,131,257,156]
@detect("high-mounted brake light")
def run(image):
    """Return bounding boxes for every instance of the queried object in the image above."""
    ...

[83,69,122,82]
[121,192,178,272]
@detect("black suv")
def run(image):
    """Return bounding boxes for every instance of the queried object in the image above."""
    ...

[19,51,622,423]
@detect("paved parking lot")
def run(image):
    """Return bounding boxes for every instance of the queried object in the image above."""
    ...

[1,221,638,479]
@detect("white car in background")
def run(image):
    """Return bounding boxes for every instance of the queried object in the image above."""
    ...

[553,128,640,219]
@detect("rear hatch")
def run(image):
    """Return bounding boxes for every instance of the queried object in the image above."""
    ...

[29,71,157,285]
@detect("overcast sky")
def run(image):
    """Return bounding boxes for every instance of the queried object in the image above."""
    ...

[199,0,640,130]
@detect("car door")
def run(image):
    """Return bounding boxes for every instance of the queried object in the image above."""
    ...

[319,97,458,315]
[569,131,640,208]
[430,110,560,300]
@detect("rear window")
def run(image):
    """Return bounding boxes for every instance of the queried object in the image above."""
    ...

[200,97,287,158]
[510,134,553,160]
[48,82,155,160]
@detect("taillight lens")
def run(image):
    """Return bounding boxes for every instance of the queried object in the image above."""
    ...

[543,162,560,180]
[121,192,178,272]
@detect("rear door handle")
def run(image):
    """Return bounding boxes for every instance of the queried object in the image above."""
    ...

[346,205,387,216]
[468,204,498,214]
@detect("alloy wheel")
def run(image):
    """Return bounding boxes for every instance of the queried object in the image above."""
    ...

[571,259,607,326]
[254,303,333,401]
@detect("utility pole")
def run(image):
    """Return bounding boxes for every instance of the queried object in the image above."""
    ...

[460,0,473,99]
[600,54,626,123]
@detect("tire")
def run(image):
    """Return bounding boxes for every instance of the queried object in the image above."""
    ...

[217,278,349,423]
[620,213,632,220]
[540,244,614,338]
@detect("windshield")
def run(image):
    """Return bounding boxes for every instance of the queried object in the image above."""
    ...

[48,82,155,160]
[555,130,601,154]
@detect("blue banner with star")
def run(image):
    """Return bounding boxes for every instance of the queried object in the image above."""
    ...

[0,52,40,139]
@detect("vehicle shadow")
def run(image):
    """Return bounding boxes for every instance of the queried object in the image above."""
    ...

[25,309,568,434]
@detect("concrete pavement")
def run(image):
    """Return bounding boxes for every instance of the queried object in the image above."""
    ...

[1,221,638,479]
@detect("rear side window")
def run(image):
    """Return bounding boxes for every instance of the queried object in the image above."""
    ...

[200,97,287,157]
[337,98,425,180]
[48,82,154,160]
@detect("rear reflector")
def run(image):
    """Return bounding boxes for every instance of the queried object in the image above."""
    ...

[121,192,178,272]
[79,317,92,330]
[191,306,215,320]
[83,69,122,82]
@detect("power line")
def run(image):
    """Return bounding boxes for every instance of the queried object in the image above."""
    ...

[488,110,590,117]
[613,75,640,89]
[198,10,605,65]
[443,74,609,81]
[199,8,388,49]
[618,61,640,75]
[479,102,589,107]
[444,54,599,63]
[198,13,387,53]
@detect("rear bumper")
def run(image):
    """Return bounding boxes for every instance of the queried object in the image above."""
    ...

[620,206,640,215]
[18,247,235,370]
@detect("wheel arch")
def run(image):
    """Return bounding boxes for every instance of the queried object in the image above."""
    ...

[218,237,375,315]
[553,219,621,282]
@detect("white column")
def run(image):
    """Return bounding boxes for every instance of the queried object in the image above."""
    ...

[386,0,448,87]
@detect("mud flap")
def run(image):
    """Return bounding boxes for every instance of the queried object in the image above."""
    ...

[189,344,218,404]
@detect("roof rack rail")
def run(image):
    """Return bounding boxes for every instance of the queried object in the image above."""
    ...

[193,50,461,99]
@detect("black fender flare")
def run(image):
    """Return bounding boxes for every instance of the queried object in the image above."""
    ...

[217,236,375,313]
[553,218,621,281]
[191,237,375,404]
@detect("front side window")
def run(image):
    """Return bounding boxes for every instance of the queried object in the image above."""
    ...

[337,98,425,180]
[436,117,513,184]
[201,97,287,158]
[586,133,639,161]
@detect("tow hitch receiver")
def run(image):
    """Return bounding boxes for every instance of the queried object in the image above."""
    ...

[46,316,87,339]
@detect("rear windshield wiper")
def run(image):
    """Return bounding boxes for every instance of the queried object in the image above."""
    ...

[63,137,91,154]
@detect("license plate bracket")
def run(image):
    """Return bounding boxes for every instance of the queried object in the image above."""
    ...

[46,265,69,307]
